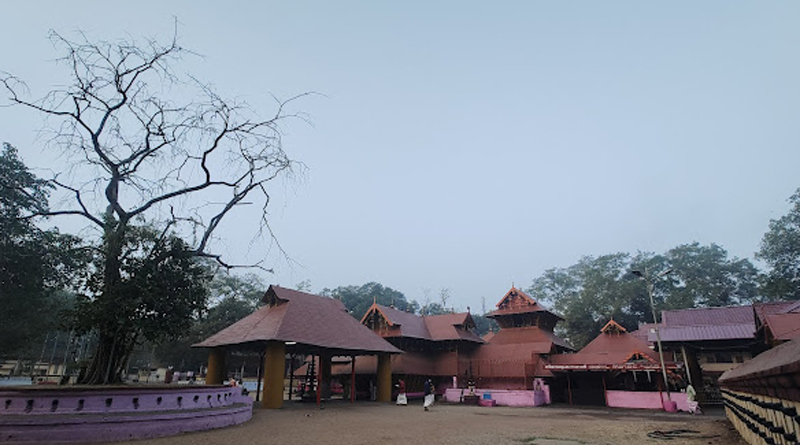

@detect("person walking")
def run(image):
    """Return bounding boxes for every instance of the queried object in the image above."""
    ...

[396,379,407,405]
[423,379,435,411]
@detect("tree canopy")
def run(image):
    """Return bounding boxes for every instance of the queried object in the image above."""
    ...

[527,243,762,349]
[759,188,800,300]
[321,282,418,321]
[0,143,86,358]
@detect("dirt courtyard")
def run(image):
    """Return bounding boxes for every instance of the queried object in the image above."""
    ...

[116,401,745,445]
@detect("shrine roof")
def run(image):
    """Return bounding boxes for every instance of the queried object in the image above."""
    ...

[362,304,483,343]
[486,287,563,320]
[548,321,669,368]
[483,326,573,352]
[194,285,401,355]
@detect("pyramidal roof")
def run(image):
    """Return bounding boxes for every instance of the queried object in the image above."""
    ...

[547,319,674,369]
[486,286,563,320]
[194,285,401,355]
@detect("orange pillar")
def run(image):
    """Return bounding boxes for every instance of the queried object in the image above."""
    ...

[262,341,286,409]
[376,354,392,402]
[206,347,226,385]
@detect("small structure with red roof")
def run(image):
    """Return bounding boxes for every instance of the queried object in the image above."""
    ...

[546,319,684,410]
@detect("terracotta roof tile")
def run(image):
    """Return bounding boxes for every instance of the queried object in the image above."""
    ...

[194,285,401,355]
[550,330,662,367]
[762,313,800,341]
[424,313,483,343]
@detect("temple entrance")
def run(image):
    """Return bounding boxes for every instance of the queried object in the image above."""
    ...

[568,372,605,406]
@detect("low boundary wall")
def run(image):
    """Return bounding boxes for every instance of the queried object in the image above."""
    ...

[606,390,689,412]
[718,338,800,445]
[444,388,550,406]
[0,385,252,443]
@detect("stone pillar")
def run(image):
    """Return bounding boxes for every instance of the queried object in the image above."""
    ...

[319,353,332,399]
[262,341,286,409]
[376,354,392,402]
[206,347,226,385]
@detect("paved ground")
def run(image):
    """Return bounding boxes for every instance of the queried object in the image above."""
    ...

[117,401,745,445]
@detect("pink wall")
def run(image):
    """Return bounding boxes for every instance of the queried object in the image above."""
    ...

[606,390,689,411]
[444,387,550,407]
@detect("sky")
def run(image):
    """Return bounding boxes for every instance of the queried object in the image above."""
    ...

[2,2,799,313]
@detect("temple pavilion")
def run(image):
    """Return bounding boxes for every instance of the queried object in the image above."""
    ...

[194,285,401,408]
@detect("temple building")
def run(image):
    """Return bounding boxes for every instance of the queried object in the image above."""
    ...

[545,319,685,410]
[333,286,573,406]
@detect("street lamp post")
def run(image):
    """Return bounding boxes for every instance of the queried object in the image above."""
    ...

[632,268,672,403]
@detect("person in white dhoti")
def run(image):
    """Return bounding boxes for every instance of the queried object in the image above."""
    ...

[686,384,701,414]
[423,379,435,411]
[396,379,407,405]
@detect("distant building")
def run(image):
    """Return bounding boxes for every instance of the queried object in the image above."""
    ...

[753,300,800,347]
[334,286,573,405]
[647,305,758,404]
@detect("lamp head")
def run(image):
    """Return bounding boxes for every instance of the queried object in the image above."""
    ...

[631,270,643,278]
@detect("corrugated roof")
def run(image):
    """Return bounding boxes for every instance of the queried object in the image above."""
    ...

[652,324,755,342]
[662,305,754,326]
[654,305,756,342]
[194,285,401,355]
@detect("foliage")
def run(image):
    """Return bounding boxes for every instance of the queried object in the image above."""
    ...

[527,243,761,348]
[0,143,87,358]
[70,225,211,383]
[2,28,302,383]
[471,314,498,337]
[321,282,418,320]
[153,273,265,370]
[758,188,800,300]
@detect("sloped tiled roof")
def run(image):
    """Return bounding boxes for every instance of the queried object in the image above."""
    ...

[363,304,430,340]
[194,285,401,355]
[483,326,573,352]
[361,304,483,343]
[424,313,483,343]
[549,327,662,367]
[654,305,756,342]
[486,286,563,320]
[762,314,800,341]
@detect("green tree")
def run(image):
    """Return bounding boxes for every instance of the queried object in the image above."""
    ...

[758,188,800,300]
[527,244,761,349]
[0,143,86,358]
[3,29,301,383]
[322,282,417,320]
[154,273,265,370]
[71,225,211,383]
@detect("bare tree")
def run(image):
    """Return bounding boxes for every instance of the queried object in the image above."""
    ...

[2,27,306,383]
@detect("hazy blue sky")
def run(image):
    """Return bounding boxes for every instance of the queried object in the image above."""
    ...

[2,2,799,312]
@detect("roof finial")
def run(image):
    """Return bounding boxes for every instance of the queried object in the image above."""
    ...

[373,295,377,305]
